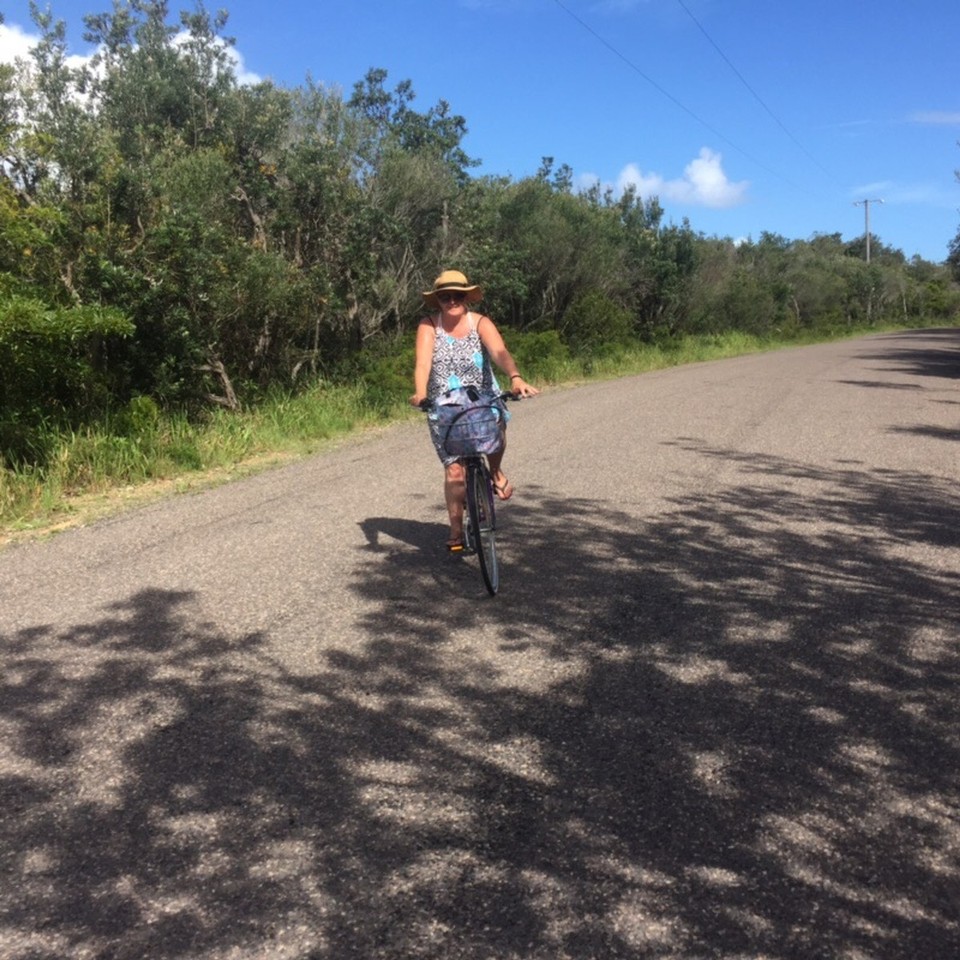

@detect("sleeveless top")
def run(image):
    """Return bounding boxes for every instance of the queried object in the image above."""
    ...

[425,311,504,465]
[427,311,495,399]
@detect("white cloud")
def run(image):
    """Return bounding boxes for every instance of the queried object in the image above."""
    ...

[0,22,94,79]
[0,21,259,86]
[617,147,749,208]
[227,48,261,87]
[0,23,37,63]
[171,31,261,86]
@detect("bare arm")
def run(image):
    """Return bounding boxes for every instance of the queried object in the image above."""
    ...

[476,315,540,397]
[409,318,436,406]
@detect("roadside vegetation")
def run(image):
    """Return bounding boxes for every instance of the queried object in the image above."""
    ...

[2,321,947,539]
[2,3,959,538]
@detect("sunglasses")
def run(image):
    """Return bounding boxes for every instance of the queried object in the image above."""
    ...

[436,291,466,304]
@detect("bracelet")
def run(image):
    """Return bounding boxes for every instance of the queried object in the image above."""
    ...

[510,374,522,381]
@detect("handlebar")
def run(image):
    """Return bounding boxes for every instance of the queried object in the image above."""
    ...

[418,389,522,413]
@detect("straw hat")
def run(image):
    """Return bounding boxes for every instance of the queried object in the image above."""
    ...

[421,269,483,308]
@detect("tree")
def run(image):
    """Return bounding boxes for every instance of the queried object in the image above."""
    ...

[347,68,477,185]
[0,0,954,453]
[947,231,960,283]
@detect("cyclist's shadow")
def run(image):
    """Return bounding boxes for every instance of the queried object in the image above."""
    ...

[358,517,448,553]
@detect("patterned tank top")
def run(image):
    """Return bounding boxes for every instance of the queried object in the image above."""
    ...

[427,311,495,399]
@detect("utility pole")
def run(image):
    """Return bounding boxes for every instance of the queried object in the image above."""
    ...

[853,198,884,263]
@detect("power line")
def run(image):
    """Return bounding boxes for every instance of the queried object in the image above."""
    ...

[550,0,809,195]
[674,0,835,182]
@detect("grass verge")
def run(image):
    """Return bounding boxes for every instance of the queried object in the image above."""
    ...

[0,381,406,545]
[0,322,942,545]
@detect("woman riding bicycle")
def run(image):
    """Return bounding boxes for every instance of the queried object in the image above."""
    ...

[409,270,538,552]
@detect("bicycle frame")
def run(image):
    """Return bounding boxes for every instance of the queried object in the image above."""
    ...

[462,453,498,595]
[420,390,515,595]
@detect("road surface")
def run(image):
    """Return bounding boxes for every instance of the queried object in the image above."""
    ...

[2,328,958,958]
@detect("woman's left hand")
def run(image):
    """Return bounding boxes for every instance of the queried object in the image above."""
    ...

[511,378,539,398]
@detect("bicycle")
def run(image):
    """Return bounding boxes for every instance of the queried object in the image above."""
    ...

[420,388,518,596]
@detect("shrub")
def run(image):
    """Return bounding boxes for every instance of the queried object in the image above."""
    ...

[499,327,574,383]
[0,296,134,465]
[559,291,634,357]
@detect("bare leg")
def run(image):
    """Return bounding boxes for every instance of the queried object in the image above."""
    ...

[444,461,466,542]
[487,429,513,500]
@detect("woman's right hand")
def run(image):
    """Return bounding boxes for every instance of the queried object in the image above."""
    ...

[409,393,426,408]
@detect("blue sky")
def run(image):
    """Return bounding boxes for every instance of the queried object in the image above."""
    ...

[3,0,959,263]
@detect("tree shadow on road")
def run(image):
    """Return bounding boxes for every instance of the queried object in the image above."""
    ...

[889,424,960,444]
[856,327,960,381]
[2,447,959,958]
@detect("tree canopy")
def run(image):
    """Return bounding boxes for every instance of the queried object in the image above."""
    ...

[1,2,957,467]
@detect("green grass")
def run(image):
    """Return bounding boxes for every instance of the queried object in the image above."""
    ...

[0,381,408,534]
[0,320,949,537]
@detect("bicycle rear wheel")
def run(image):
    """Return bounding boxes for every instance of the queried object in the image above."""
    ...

[467,460,499,595]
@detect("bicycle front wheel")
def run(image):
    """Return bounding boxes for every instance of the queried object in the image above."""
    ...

[467,461,499,595]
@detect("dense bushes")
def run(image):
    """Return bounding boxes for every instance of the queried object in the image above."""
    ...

[0,295,134,463]
[560,292,634,356]
[0,3,957,473]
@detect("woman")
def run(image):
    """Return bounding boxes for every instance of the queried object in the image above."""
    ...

[410,269,538,552]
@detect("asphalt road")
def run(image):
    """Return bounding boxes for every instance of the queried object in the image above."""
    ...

[1,328,958,959]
